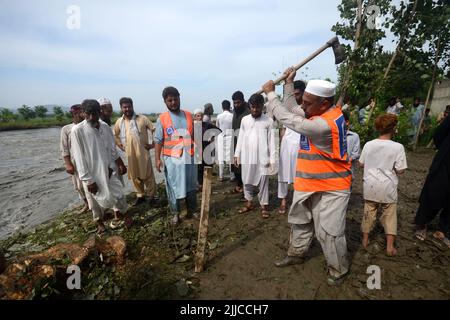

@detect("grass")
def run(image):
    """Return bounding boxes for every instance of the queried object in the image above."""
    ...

[0,117,72,131]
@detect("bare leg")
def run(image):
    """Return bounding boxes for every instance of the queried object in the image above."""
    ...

[386,234,397,256]
[362,232,370,249]
[79,199,89,214]
[278,198,287,214]
[96,220,106,234]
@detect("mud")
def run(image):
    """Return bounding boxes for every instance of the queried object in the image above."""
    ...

[194,148,450,299]
[1,147,448,300]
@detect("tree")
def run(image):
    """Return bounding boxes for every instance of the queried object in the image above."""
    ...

[332,0,391,103]
[17,105,36,120]
[0,108,17,122]
[53,106,64,121]
[412,0,450,150]
[34,105,48,118]
[332,0,450,148]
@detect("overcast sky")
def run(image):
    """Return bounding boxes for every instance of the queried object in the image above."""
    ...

[0,0,358,113]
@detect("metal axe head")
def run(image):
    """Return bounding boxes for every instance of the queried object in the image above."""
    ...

[327,36,346,65]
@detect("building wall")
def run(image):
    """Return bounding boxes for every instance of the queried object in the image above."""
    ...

[430,79,450,116]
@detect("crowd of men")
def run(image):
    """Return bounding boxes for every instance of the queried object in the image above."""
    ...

[60,67,450,285]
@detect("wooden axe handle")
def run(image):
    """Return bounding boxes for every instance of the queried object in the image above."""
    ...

[255,36,338,95]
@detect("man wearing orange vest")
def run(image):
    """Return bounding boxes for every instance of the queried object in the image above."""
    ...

[263,67,351,285]
[154,86,198,225]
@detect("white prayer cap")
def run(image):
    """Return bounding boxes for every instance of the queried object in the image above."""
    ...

[305,79,336,98]
[98,97,112,106]
[193,108,203,115]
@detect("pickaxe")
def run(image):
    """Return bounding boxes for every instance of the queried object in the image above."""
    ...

[255,36,345,95]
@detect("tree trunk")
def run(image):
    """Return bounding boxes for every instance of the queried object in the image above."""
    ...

[412,36,441,152]
[378,0,418,89]
[338,0,363,102]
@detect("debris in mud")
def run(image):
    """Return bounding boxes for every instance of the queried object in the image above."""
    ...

[0,235,127,299]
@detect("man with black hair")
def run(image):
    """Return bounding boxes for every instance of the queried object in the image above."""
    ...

[231,91,250,193]
[114,97,157,207]
[234,93,276,218]
[216,100,234,181]
[71,99,129,234]
[155,86,198,225]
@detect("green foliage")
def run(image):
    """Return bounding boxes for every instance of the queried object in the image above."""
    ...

[53,106,64,121]
[17,105,36,120]
[34,105,48,118]
[0,108,18,122]
[333,0,449,148]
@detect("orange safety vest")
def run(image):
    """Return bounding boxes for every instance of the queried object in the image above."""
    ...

[294,107,352,192]
[159,110,194,158]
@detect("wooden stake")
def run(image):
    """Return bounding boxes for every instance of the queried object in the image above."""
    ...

[194,166,212,273]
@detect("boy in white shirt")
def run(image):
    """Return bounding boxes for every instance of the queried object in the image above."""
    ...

[359,114,407,256]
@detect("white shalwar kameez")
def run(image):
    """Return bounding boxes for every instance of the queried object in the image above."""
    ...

[266,83,350,279]
[216,110,234,179]
[234,114,276,206]
[278,126,300,198]
[71,120,128,221]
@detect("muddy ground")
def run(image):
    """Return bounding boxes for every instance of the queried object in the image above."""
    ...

[1,148,449,300]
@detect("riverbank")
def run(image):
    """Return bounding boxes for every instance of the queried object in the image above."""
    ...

[0,118,72,131]
[1,148,449,300]
[0,115,157,131]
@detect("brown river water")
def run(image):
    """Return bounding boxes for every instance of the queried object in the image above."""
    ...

[0,127,163,240]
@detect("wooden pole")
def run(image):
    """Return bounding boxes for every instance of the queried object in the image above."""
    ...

[194,166,212,273]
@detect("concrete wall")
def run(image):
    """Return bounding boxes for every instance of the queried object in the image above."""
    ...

[430,79,450,116]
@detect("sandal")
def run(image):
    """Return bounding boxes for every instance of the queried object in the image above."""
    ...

[433,231,450,248]
[109,219,124,230]
[238,204,253,214]
[278,205,287,215]
[261,208,270,219]
[96,224,107,236]
[415,228,427,241]
[233,186,243,194]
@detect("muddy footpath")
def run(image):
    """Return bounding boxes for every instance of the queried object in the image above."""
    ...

[0,148,449,300]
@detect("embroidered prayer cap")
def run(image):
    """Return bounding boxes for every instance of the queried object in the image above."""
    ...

[193,108,203,115]
[97,97,112,106]
[70,104,82,113]
[305,79,336,98]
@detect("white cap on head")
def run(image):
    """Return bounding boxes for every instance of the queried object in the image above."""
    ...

[98,97,112,106]
[193,108,203,115]
[305,79,336,98]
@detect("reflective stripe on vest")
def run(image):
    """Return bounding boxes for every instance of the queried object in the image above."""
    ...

[294,107,352,192]
[159,111,194,158]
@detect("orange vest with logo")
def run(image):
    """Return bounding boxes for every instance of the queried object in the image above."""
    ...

[294,107,352,192]
[159,110,194,158]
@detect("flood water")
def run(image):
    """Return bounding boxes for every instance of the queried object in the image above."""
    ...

[0,127,163,240]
